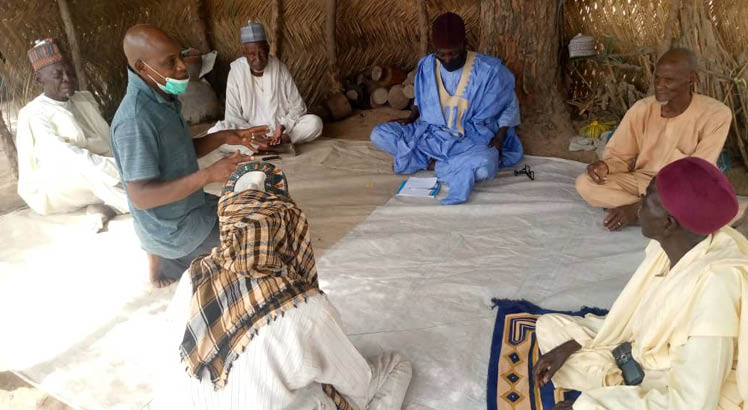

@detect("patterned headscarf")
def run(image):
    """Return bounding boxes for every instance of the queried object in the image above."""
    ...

[27,39,64,72]
[180,190,355,408]
[181,189,320,387]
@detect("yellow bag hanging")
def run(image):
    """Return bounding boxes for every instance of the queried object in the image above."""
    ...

[579,120,616,139]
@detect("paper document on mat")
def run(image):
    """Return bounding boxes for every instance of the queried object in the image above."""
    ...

[396,177,440,197]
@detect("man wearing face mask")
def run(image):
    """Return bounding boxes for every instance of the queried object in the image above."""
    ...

[207,21,323,153]
[15,39,129,231]
[111,25,267,288]
[576,48,732,232]
[370,12,523,205]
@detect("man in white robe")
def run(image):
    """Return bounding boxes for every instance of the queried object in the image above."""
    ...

[534,157,747,410]
[15,39,128,230]
[209,21,322,153]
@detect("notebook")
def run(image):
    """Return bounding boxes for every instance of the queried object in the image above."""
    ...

[396,177,441,198]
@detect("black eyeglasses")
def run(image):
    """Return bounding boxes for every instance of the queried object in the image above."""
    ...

[514,164,535,181]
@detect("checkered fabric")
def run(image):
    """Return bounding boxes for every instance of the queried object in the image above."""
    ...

[180,190,354,409]
[27,39,63,72]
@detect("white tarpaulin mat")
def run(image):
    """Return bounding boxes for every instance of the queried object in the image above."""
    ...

[316,156,648,410]
[0,145,649,409]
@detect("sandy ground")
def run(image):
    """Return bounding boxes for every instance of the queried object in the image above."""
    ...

[1,106,747,409]
[0,156,25,215]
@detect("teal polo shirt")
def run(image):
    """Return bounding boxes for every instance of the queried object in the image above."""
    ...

[111,68,217,259]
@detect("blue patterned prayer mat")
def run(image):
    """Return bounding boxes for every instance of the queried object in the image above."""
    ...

[487,299,608,410]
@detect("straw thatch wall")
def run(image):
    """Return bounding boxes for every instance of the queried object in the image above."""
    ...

[0,0,572,176]
[0,0,67,105]
[563,0,748,166]
[0,0,69,178]
[69,0,208,119]
[1,0,557,120]
[204,0,482,110]
[204,0,328,106]
[0,0,208,121]
[3,0,746,166]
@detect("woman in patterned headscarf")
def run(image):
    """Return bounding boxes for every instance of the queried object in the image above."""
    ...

[151,162,413,410]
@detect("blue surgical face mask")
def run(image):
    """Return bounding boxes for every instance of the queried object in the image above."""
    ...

[143,62,190,95]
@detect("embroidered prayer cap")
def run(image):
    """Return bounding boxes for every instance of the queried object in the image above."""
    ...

[240,20,267,43]
[222,161,289,197]
[655,157,738,235]
[432,12,466,49]
[27,39,64,72]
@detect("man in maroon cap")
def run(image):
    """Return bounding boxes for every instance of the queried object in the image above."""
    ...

[533,157,747,410]
[370,12,523,205]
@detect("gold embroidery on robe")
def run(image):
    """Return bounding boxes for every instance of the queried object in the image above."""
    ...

[435,51,477,136]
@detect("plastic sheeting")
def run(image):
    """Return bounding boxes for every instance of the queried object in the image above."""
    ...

[0,140,650,410]
[316,156,649,410]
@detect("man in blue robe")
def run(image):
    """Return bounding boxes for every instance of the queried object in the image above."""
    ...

[370,12,523,205]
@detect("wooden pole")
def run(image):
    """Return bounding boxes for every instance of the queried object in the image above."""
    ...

[190,0,213,52]
[0,110,18,180]
[487,0,576,137]
[478,0,497,54]
[417,0,429,56]
[270,0,282,57]
[56,0,88,90]
[660,0,684,57]
[326,0,342,93]
[324,0,351,119]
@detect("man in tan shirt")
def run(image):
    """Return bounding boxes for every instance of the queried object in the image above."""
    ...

[576,48,732,231]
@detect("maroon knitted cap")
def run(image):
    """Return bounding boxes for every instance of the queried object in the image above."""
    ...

[656,157,738,235]
[432,12,465,49]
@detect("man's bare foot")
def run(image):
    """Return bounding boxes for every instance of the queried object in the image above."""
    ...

[86,204,117,233]
[148,253,176,288]
[603,201,641,231]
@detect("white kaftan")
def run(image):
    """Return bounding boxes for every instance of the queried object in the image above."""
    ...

[209,56,322,148]
[536,227,748,410]
[149,273,413,410]
[15,91,128,215]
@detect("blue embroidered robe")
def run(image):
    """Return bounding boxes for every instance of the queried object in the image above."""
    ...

[371,52,523,205]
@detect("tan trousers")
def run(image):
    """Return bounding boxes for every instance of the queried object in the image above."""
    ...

[575,172,651,209]
[536,314,743,410]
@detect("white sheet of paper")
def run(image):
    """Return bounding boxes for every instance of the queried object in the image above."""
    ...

[396,177,439,197]
[403,177,437,189]
[397,187,437,197]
